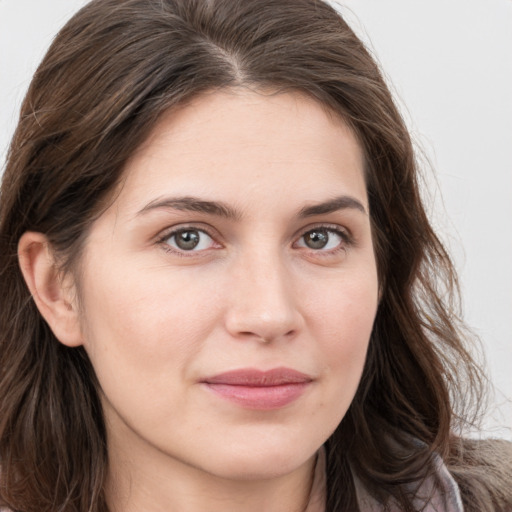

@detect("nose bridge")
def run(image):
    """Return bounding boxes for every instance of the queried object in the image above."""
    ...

[225,246,302,342]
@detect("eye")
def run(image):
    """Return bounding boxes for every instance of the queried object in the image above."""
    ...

[295,227,346,251]
[163,228,216,252]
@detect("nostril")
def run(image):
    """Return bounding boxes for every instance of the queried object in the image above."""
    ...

[224,277,304,342]
[236,329,297,344]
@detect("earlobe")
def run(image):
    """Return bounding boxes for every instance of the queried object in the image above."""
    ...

[18,232,83,347]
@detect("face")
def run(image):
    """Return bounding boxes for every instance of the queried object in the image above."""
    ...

[76,90,379,481]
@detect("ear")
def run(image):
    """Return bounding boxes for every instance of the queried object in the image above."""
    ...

[18,232,83,347]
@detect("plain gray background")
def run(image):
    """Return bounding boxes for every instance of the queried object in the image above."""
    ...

[1,0,510,438]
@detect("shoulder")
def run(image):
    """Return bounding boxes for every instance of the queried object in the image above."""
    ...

[448,437,512,512]
[451,437,512,465]
[354,438,512,512]
[353,451,464,512]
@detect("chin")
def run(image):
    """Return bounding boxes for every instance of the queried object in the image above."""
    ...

[192,435,321,481]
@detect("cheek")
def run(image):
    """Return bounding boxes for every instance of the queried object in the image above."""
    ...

[77,261,227,434]
[79,259,222,379]
[305,272,378,385]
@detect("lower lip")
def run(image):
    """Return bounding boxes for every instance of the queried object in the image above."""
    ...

[204,382,310,410]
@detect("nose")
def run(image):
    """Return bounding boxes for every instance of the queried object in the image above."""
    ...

[224,252,304,344]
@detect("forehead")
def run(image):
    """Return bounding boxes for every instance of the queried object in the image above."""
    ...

[115,88,367,216]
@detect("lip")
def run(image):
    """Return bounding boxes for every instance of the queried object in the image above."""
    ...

[201,367,313,410]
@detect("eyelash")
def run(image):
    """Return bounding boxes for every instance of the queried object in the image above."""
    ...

[156,224,354,258]
[294,224,354,257]
[156,224,220,258]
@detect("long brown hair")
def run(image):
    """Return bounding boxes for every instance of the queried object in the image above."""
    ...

[0,1,510,511]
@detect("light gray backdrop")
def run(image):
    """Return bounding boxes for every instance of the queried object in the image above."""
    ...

[1,0,510,438]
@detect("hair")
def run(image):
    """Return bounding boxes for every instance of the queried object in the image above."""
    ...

[0,0,510,511]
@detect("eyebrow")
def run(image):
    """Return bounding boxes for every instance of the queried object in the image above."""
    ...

[136,194,366,219]
[298,196,367,217]
[136,196,242,220]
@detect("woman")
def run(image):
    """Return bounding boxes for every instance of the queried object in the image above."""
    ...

[0,0,510,511]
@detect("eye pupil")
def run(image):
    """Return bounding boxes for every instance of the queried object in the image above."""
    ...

[304,229,329,249]
[175,230,200,250]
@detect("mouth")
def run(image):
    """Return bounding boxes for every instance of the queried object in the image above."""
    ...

[201,367,313,410]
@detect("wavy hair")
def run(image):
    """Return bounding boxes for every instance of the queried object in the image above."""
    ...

[1,0,510,510]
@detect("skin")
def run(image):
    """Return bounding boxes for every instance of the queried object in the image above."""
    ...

[19,89,379,512]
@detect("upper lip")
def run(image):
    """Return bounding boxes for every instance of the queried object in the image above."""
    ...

[202,367,313,386]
